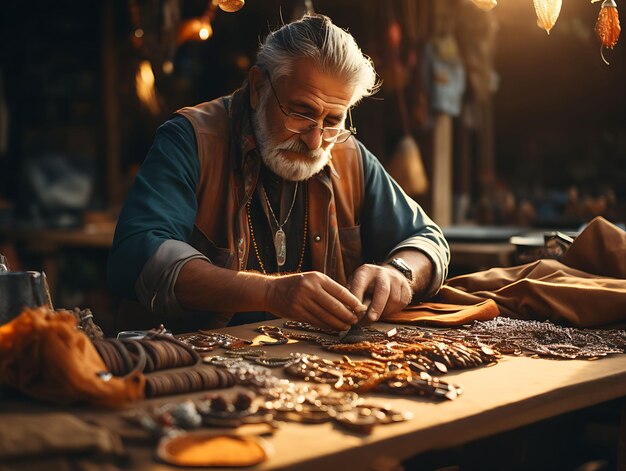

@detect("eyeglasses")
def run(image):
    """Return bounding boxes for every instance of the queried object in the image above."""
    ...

[265,72,356,144]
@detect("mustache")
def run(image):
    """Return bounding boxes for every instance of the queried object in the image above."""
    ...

[274,136,327,160]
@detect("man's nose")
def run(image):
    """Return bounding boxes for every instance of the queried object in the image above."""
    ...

[299,127,324,150]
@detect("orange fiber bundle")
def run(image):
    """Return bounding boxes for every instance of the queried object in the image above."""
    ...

[595,0,621,64]
[0,307,145,407]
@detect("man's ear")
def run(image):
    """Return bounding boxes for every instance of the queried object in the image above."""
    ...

[248,66,263,111]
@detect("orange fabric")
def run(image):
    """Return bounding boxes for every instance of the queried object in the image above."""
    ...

[436,217,626,327]
[381,299,499,326]
[0,307,145,407]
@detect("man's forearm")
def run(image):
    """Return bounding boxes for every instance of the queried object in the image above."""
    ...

[175,258,271,313]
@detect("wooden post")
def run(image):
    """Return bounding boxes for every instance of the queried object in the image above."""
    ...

[430,0,455,228]
[102,0,122,208]
[432,112,453,227]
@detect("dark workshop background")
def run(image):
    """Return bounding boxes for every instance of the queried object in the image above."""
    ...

[0,0,625,324]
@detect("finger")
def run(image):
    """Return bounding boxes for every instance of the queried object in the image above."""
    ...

[321,276,367,315]
[308,294,357,329]
[284,301,338,330]
[289,282,356,329]
[381,277,405,317]
[348,268,370,304]
[357,296,373,325]
[367,278,391,322]
[296,298,353,331]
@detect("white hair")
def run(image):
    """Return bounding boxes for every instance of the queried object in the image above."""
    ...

[255,14,379,107]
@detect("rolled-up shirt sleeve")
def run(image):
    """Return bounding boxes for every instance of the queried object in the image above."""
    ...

[107,115,204,315]
[358,141,450,298]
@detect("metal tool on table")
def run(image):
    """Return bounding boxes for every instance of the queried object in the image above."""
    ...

[0,254,53,325]
[338,297,372,343]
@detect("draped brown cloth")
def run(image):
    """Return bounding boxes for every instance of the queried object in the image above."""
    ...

[433,217,626,327]
[0,307,145,407]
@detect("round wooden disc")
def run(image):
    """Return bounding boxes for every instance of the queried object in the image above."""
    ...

[157,432,270,467]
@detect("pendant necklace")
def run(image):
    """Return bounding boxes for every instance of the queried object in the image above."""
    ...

[261,181,298,267]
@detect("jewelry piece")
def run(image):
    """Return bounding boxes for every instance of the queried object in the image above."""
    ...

[178,331,252,352]
[284,354,462,400]
[256,325,290,345]
[440,317,626,360]
[247,190,308,274]
[278,321,501,374]
[261,182,298,267]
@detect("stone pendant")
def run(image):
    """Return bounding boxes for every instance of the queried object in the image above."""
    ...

[274,228,286,267]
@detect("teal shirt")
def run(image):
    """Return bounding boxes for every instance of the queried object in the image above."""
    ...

[107,115,449,306]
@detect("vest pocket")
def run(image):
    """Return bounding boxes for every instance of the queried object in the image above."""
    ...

[190,226,234,268]
[338,225,363,278]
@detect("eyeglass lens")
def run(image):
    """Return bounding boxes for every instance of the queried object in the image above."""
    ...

[284,114,351,143]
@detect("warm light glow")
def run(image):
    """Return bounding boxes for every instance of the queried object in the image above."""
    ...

[139,61,155,86]
[177,17,213,44]
[235,54,251,70]
[472,0,497,11]
[162,61,174,74]
[135,60,160,115]
[134,28,144,38]
[199,27,210,40]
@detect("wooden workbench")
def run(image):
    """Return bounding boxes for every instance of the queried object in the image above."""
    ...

[3,319,625,470]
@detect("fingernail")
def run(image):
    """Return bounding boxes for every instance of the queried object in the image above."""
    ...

[354,306,367,316]
[368,311,377,321]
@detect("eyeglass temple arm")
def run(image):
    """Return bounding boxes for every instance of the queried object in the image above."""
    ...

[347,108,357,135]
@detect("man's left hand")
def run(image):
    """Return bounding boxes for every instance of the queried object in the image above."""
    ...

[348,263,412,322]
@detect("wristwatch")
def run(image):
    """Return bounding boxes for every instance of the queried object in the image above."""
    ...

[387,257,413,283]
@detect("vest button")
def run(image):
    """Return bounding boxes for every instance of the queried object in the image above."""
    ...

[313,234,322,242]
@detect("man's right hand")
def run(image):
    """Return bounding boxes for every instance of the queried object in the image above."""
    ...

[265,271,367,331]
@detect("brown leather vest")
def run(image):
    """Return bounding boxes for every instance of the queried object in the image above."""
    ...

[177,98,366,288]
[116,97,368,333]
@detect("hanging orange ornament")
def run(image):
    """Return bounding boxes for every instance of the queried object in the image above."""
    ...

[218,0,245,12]
[595,0,621,64]
[471,0,497,11]
[534,0,562,34]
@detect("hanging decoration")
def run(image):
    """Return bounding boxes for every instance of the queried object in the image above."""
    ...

[533,0,562,34]
[217,0,245,13]
[469,0,621,65]
[594,0,621,64]
[471,0,498,11]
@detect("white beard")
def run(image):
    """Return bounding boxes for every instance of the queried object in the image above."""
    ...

[252,93,332,181]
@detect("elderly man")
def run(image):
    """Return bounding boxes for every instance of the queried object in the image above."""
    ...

[107,14,449,333]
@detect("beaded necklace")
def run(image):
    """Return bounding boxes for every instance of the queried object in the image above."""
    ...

[246,188,308,274]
